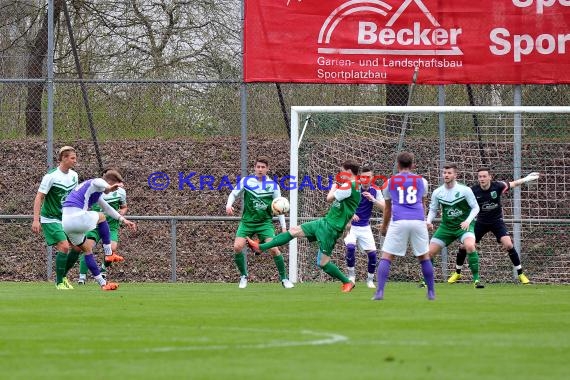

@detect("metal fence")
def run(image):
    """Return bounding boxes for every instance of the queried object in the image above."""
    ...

[0,1,569,284]
[1,214,569,284]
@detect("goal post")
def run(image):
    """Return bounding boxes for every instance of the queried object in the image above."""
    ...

[288,105,570,284]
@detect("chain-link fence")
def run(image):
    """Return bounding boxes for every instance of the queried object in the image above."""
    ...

[0,1,568,284]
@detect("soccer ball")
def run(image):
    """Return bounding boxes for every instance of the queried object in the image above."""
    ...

[271,197,290,215]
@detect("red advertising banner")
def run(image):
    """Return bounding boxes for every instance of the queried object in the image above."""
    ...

[244,0,570,84]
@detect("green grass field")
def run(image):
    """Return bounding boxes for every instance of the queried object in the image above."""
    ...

[1,282,569,380]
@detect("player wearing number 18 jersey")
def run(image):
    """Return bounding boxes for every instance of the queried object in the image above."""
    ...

[373,152,434,301]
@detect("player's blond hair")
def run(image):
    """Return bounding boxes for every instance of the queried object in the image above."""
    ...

[102,169,124,184]
[58,146,76,161]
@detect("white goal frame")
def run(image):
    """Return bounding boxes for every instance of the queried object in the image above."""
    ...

[288,105,570,283]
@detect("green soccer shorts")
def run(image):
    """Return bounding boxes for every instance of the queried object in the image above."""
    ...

[236,221,276,242]
[431,222,475,247]
[300,218,342,256]
[41,222,68,246]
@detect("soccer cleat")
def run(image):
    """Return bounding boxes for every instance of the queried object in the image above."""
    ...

[245,237,261,254]
[341,282,355,293]
[238,276,248,289]
[101,282,119,291]
[105,253,124,263]
[281,279,294,289]
[348,275,356,283]
[366,279,376,289]
[77,277,86,285]
[371,290,384,300]
[474,280,485,289]
[447,272,462,284]
[55,282,71,290]
[518,274,530,284]
[427,290,436,300]
[62,277,74,289]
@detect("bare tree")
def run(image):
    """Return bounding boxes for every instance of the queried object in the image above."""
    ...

[24,0,63,135]
[2,0,240,135]
[53,0,240,79]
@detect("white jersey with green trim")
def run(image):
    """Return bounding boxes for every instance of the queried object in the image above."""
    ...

[226,175,286,228]
[428,182,479,230]
[38,167,79,223]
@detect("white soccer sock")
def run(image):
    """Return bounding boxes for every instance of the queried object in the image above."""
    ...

[94,275,106,286]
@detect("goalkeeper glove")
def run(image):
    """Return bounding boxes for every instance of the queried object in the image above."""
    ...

[522,172,540,183]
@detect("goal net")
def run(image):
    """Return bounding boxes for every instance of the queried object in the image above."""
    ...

[288,106,570,284]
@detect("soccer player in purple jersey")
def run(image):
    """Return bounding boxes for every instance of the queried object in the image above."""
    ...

[62,170,136,291]
[344,166,385,288]
[373,152,435,301]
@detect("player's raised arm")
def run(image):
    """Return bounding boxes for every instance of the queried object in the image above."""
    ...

[326,182,339,202]
[509,172,541,189]
[364,188,385,211]
[329,182,353,203]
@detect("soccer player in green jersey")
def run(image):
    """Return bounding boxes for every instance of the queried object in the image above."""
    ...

[77,168,128,284]
[32,146,82,289]
[226,156,294,289]
[448,168,540,285]
[426,163,484,288]
[247,159,361,293]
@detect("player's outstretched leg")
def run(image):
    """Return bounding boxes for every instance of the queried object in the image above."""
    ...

[246,237,261,254]
[248,232,295,253]
[104,251,124,263]
[98,220,124,263]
